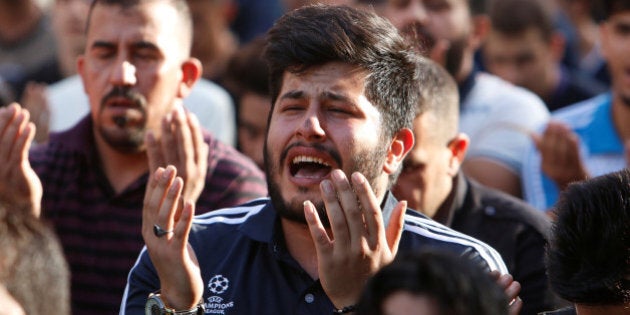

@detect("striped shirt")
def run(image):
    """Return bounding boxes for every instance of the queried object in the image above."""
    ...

[121,193,507,315]
[30,116,267,315]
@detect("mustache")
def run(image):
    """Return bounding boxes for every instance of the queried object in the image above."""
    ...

[279,142,342,168]
[100,86,147,109]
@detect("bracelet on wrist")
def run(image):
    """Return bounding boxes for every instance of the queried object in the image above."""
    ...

[332,304,357,314]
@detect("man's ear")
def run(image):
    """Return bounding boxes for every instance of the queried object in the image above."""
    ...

[383,128,414,175]
[550,31,566,62]
[446,132,469,176]
[177,58,202,98]
[470,14,491,50]
[76,55,88,94]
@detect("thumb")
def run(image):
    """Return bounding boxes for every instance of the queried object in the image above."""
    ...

[385,201,406,256]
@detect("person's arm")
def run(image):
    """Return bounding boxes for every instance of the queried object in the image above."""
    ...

[0,103,42,216]
[463,158,522,198]
[304,169,406,311]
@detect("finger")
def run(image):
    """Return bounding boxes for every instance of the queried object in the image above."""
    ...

[304,200,333,256]
[507,296,523,315]
[320,176,350,249]
[385,201,406,256]
[157,168,183,234]
[331,170,365,248]
[161,112,178,164]
[2,108,28,161]
[505,281,521,302]
[350,172,382,247]
[0,103,19,136]
[530,131,542,150]
[145,130,164,180]
[186,111,208,167]
[174,199,196,246]
[143,167,167,238]
[14,122,35,164]
[173,107,194,173]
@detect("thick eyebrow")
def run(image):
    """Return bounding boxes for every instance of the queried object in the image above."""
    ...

[320,91,352,103]
[278,90,304,101]
[131,41,160,51]
[277,90,357,107]
[89,40,160,51]
[90,40,116,50]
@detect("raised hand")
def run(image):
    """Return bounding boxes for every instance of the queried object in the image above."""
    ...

[0,103,42,216]
[141,165,204,310]
[304,169,406,309]
[146,106,209,204]
[532,121,589,190]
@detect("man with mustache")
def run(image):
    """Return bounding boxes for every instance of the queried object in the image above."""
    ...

[522,0,630,213]
[357,0,550,199]
[0,0,267,314]
[121,5,518,315]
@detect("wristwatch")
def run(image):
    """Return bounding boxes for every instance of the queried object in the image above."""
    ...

[145,292,205,315]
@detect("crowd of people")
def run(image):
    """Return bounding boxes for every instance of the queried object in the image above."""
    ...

[0,0,628,315]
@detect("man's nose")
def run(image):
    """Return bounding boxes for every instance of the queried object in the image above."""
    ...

[109,60,137,86]
[296,111,326,142]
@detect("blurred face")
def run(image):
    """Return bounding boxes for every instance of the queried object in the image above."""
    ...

[238,92,271,170]
[78,2,189,153]
[601,11,630,106]
[383,0,471,43]
[484,28,556,99]
[381,0,472,77]
[383,291,441,315]
[392,113,454,215]
[264,62,390,225]
[52,0,90,75]
[186,0,226,62]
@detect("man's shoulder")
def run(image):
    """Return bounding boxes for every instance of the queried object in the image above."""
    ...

[467,180,551,235]
[193,198,269,227]
[401,210,508,273]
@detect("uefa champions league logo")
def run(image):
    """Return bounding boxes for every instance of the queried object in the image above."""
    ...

[208,274,229,295]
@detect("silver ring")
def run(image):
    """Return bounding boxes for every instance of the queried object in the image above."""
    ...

[153,224,173,237]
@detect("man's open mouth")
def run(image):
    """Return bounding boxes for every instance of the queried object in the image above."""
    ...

[290,155,333,179]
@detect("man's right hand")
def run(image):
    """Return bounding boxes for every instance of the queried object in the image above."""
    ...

[532,121,589,190]
[142,165,204,310]
[0,103,42,216]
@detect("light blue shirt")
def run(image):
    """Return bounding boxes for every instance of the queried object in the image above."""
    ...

[522,92,626,211]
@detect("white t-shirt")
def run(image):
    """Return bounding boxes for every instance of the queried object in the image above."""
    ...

[460,73,550,173]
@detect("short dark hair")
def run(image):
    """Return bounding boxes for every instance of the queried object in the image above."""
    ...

[264,4,419,139]
[86,0,193,54]
[489,0,555,43]
[600,0,630,20]
[0,205,70,315]
[356,250,509,315]
[414,57,459,141]
[546,169,630,306]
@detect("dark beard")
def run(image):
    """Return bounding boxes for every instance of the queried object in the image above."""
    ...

[264,139,388,228]
[400,23,466,78]
[620,94,630,108]
[97,86,147,153]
